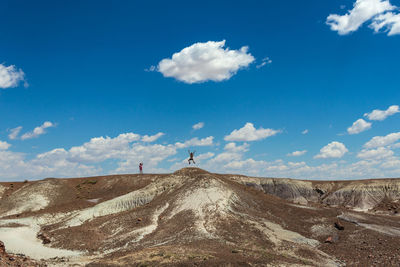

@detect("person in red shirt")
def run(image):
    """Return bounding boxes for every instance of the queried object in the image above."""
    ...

[139,162,143,174]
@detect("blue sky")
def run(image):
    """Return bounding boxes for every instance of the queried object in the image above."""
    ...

[1,0,400,181]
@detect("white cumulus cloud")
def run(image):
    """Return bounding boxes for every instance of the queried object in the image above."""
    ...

[175,136,214,149]
[141,132,164,142]
[192,122,204,130]
[0,64,26,89]
[287,150,307,157]
[208,151,242,164]
[347,118,372,134]
[21,121,55,140]
[392,143,400,149]
[157,40,255,83]
[357,147,394,159]
[364,132,400,148]
[380,157,400,169]
[364,105,399,120]
[206,142,249,166]
[224,158,268,172]
[68,133,141,163]
[42,132,177,174]
[224,122,280,142]
[0,131,183,180]
[0,149,99,181]
[302,129,309,135]
[315,141,348,159]
[326,0,397,35]
[0,141,11,150]
[196,152,215,160]
[224,142,250,153]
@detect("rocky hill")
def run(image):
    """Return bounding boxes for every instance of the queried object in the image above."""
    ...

[0,168,399,266]
[231,175,400,213]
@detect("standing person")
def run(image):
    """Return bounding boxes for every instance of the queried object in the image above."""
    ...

[188,150,196,165]
[139,162,143,174]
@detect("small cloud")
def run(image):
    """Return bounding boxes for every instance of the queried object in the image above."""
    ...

[157,40,255,83]
[256,57,272,69]
[21,121,55,140]
[141,132,164,142]
[192,122,204,130]
[314,141,348,159]
[8,126,22,140]
[302,129,309,135]
[0,63,26,89]
[144,65,156,72]
[224,142,250,152]
[347,118,372,134]
[224,122,280,142]
[364,105,399,121]
[287,150,307,157]
[0,140,11,150]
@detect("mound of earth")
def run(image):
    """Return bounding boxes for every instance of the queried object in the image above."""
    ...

[0,240,38,267]
[0,168,399,266]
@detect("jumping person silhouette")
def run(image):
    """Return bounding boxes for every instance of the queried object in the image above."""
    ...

[188,150,196,165]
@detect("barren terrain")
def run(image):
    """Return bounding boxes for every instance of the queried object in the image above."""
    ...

[0,168,399,266]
